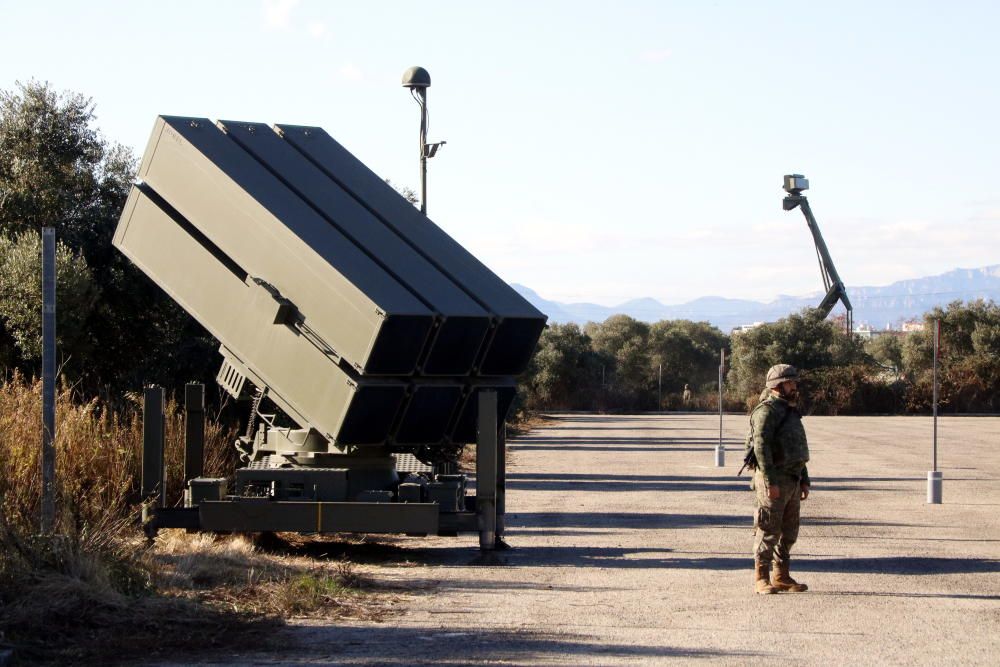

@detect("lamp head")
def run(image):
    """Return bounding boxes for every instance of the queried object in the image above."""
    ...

[401,66,431,90]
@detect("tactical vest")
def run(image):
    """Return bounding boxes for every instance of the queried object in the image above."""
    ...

[744,395,810,468]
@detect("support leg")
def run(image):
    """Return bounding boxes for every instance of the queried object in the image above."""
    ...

[495,422,510,549]
[476,391,498,551]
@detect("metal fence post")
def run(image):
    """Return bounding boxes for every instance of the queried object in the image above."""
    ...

[184,383,205,483]
[142,385,166,507]
[928,319,943,504]
[715,348,725,467]
[40,227,57,533]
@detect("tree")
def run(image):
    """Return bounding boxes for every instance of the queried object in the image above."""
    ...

[648,320,729,396]
[865,334,904,372]
[0,81,217,393]
[902,300,1000,412]
[728,308,866,406]
[385,179,420,207]
[0,81,132,259]
[585,315,651,409]
[520,323,603,410]
[0,231,97,365]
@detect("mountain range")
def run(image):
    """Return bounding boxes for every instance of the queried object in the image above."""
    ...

[512,265,1000,333]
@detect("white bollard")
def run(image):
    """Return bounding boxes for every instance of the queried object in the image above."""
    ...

[715,444,725,467]
[927,470,943,504]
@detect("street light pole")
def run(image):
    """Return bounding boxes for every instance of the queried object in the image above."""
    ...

[402,66,445,215]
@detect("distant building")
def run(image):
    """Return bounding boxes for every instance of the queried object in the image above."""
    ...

[853,323,877,340]
[901,320,925,332]
[854,322,909,340]
[731,322,765,335]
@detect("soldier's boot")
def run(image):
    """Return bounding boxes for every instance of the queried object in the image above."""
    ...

[771,560,808,592]
[754,560,777,595]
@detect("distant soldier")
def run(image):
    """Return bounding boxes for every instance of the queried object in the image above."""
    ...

[746,364,811,594]
[682,384,692,406]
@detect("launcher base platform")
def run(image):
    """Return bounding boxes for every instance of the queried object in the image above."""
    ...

[141,387,507,551]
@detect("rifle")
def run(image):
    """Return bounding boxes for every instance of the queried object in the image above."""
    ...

[738,401,765,477]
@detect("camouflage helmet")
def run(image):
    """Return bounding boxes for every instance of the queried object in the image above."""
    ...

[765,364,800,389]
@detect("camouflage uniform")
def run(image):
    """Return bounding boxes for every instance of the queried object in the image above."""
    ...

[749,392,810,567]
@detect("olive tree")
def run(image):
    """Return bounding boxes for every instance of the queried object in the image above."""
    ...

[520,323,604,410]
[902,300,1000,411]
[0,231,97,365]
[585,315,651,409]
[0,81,217,391]
[648,319,729,395]
[728,308,865,406]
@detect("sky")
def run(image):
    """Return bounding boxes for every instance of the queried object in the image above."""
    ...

[2,0,998,306]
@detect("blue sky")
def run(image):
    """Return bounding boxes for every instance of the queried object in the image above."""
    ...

[2,1,998,305]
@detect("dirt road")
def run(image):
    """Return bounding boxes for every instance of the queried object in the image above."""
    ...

[196,413,1000,665]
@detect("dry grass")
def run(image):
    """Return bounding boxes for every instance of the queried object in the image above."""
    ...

[148,530,397,620]
[0,374,395,665]
[0,563,281,665]
[0,371,236,541]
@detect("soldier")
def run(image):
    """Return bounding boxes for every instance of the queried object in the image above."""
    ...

[747,364,811,594]
[682,384,693,406]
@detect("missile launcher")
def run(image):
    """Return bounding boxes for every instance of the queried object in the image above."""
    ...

[118,117,545,548]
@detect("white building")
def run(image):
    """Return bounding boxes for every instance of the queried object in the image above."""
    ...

[731,322,765,335]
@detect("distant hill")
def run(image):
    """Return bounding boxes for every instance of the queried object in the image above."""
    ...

[513,265,1000,332]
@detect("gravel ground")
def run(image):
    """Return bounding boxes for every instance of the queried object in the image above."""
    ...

[159,413,1000,666]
